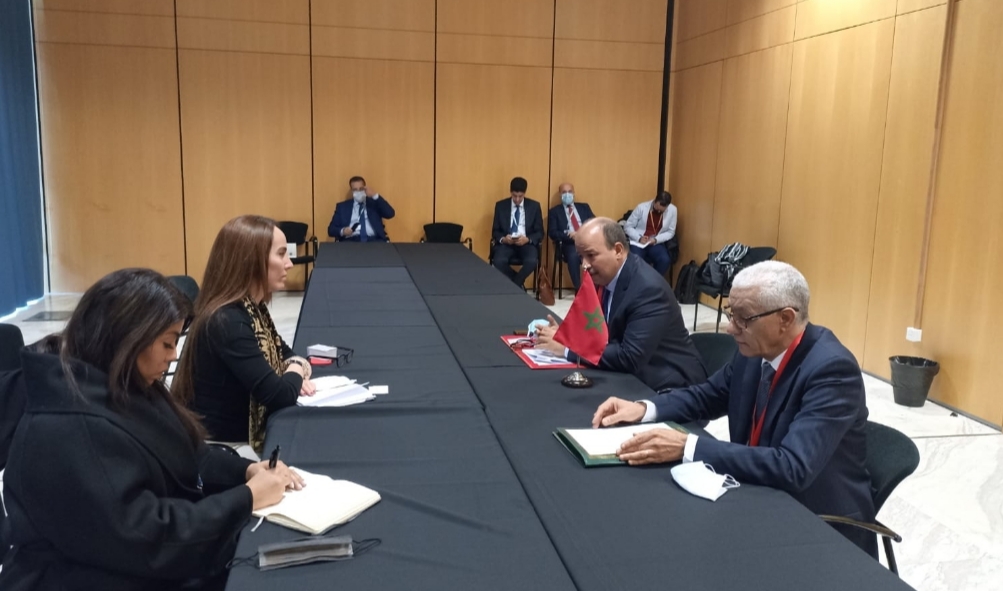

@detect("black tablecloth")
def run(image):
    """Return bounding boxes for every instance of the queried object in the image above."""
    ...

[226,404,577,591]
[396,243,528,296]
[315,242,404,267]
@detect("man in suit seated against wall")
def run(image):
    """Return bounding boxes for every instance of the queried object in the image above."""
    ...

[590,261,877,557]
[492,177,544,288]
[622,190,677,278]
[327,176,395,242]
[548,182,595,292]
[535,218,706,391]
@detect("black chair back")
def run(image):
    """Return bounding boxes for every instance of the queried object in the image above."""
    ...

[167,275,200,305]
[278,221,309,245]
[741,246,778,268]
[0,323,25,372]
[423,222,464,244]
[865,421,920,511]
[689,332,737,375]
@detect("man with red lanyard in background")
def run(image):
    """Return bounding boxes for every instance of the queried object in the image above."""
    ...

[623,191,676,278]
[589,261,877,559]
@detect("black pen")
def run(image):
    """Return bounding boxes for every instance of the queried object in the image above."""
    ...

[268,445,281,469]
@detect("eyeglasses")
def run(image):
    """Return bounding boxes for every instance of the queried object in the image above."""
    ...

[333,347,354,367]
[723,306,798,330]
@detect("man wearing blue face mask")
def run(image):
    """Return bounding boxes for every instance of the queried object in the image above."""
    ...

[327,176,396,242]
[547,182,595,291]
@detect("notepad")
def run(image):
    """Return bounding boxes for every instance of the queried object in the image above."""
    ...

[299,376,375,407]
[554,422,689,467]
[629,239,650,250]
[252,469,381,535]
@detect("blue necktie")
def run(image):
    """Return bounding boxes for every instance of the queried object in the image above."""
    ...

[510,206,520,235]
[359,202,369,242]
[601,287,611,318]
[754,361,776,425]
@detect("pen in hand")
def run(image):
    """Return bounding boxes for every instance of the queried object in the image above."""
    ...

[268,445,281,470]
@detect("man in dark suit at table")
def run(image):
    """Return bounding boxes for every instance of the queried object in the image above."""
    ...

[535,218,706,391]
[548,182,595,292]
[591,260,877,558]
[327,176,395,242]
[492,177,544,288]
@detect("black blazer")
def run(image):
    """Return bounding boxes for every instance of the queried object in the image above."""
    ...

[0,368,25,470]
[1,352,253,591]
[491,198,544,246]
[548,202,595,243]
[651,323,876,555]
[569,254,707,390]
[188,303,303,442]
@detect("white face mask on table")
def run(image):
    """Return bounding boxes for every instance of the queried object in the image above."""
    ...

[670,461,739,502]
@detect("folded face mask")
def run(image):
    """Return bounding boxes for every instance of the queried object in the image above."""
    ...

[527,319,551,336]
[670,461,739,502]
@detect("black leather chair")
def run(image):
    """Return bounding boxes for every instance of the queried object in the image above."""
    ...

[422,222,473,250]
[166,275,199,306]
[693,246,777,333]
[550,238,573,299]
[489,240,540,299]
[0,323,25,372]
[688,332,737,376]
[820,422,920,576]
[278,221,318,286]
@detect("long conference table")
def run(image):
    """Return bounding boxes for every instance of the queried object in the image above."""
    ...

[226,242,914,591]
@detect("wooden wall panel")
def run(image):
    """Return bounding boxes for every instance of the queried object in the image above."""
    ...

[794,0,896,40]
[674,27,728,70]
[434,64,553,260]
[669,62,722,271]
[37,44,184,291]
[711,44,792,250]
[311,0,435,31]
[436,34,553,68]
[34,0,173,16]
[554,40,663,71]
[32,9,175,48]
[175,0,308,23]
[898,0,946,16]
[862,6,946,378]
[312,57,434,244]
[436,0,555,37]
[726,4,796,57]
[556,0,667,42]
[312,27,434,61]
[550,68,663,220]
[726,0,797,26]
[778,19,894,360]
[920,0,1003,424]
[176,19,309,55]
[676,0,729,41]
[178,50,313,283]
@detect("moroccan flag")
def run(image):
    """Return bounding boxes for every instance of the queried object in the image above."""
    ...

[553,271,608,365]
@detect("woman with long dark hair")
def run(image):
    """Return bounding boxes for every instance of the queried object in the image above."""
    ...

[0,269,300,591]
[173,215,316,455]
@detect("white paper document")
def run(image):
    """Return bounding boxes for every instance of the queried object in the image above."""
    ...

[253,468,381,535]
[561,423,674,457]
[299,375,375,407]
[629,239,650,250]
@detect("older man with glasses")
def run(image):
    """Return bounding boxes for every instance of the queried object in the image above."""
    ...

[590,261,877,559]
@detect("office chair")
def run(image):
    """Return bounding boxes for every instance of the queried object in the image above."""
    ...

[421,222,473,250]
[693,246,777,333]
[0,323,26,372]
[278,221,318,286]
[489,239,541,300]
[820,421,920,576]
[689,332,738,376]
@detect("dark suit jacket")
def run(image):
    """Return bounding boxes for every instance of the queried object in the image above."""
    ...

[569,254,707,390]
[327,196,396,241]
[1,352,252,591]
[188,303,303,442]
[0,368,25,471]
[651,323,876,554]
[548,202,595,243]
[492,198,544,246]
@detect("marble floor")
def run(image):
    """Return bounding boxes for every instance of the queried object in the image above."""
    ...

[3,291,1001,590]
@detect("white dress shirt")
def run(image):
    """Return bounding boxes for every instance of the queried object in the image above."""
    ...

[510,199,527,237]
[639,349,786,462]
[563,204,582,235]
[349,195,380,237]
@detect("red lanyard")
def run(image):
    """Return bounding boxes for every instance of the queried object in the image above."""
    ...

[749,330,804,447]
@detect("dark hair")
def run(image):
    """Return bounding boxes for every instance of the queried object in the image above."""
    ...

[655,191,672,206]
[173,215,277,407]
[61,268,205,444]
[597,218,628,250]
[510,177,528,193]
[349,176,366,186]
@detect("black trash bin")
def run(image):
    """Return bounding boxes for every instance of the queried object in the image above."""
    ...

[889,356,939,407]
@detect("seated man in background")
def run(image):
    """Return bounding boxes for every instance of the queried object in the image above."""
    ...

[327,176,395,242]
[591,261,876,558]
[492,176,544,288]
[548,182,595,292]
[536,218,706,391]
[623,191,677,278]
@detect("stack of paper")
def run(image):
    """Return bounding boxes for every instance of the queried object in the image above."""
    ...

[299,375,375,407]
[253,468,381,535]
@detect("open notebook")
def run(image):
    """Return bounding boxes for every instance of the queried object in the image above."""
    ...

[554,422,689,467]
[252,468,381,535]
[298,375,375,408]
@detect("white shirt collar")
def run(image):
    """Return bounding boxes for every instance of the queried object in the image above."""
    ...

[604,257,627,294]
[764,328,806,370]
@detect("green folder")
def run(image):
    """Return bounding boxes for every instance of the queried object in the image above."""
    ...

[553,422,689,467]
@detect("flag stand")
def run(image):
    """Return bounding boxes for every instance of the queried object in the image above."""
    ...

[561,360,593,388]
